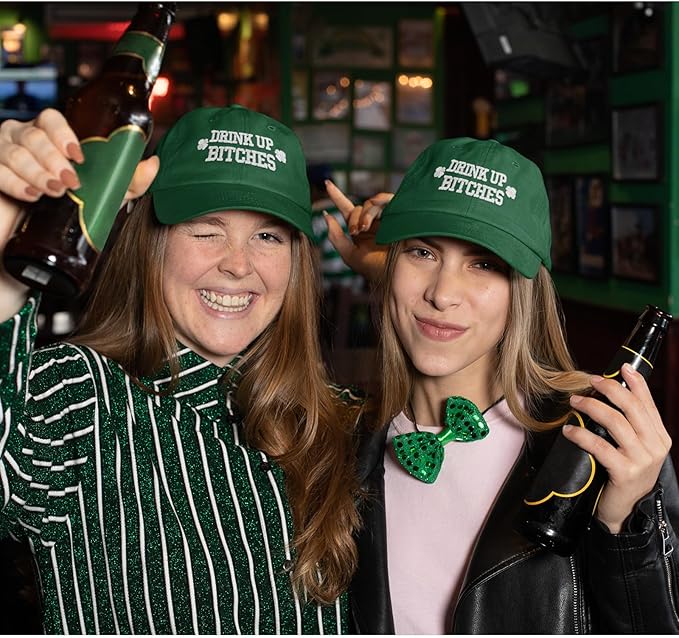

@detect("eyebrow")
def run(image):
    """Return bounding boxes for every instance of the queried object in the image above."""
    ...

[188,214,290,232]
[414,236,496,257]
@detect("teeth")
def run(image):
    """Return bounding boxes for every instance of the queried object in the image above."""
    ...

[199,290,252,313]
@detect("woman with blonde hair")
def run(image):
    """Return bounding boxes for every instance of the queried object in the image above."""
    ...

[0,105,362,633]
[325,136,679,634]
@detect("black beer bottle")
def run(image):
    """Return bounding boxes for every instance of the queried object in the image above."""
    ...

[2,3,176,297]
[515,305,672,556]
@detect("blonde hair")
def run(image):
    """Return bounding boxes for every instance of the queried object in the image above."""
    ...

[72,196,362,603]
[376,242,591,431]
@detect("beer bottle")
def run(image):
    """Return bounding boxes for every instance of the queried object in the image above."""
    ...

[515,305,672,556]
[2,3,176,297]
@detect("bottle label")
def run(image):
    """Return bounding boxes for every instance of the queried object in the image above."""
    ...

[603,346,653,380]
[524,411,598,505]
[112,31,165,83]
[68,126,147,252]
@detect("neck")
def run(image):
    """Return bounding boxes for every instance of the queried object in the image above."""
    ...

[410,371,501,428]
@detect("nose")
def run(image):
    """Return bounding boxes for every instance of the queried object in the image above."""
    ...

[217,244,253,278]
[425,267,464,311]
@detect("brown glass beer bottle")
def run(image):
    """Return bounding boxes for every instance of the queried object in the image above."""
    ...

[515,305,672,556]
[3,3,176,297]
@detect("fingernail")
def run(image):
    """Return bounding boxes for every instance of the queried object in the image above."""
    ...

[570,394,583,405]
[24,186,40,197]
[322,210,329,217]
[590,375,603,384]
[60,169,80,190]
[562,424,574,433]
[67,142,84,163]
[47,179,63,192]
[622,362,637,374]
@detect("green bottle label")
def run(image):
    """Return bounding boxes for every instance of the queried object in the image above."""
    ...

[68,126,147,252]
[112,31,165,82]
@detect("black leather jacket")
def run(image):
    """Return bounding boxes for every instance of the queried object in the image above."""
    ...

[350,419,679,634]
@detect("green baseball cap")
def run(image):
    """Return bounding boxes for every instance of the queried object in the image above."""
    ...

[377,137,552,278]
[149,105,314,238]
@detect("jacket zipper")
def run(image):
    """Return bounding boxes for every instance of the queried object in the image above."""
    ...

[569,555,581,634]
[656,496,679,623]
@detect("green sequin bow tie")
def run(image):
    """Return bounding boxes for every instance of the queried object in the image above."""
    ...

[392,396,490,484]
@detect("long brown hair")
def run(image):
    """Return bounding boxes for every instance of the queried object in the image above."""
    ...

[72,196,362,604]
[376,241,592,430]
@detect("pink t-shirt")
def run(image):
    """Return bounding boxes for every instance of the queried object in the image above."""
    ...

[384,398,525,634]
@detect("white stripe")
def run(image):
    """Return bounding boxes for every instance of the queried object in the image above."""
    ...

[153,465,176,633]
[86,347,111,415]
[29,352,82,378]
[48,540,70,634]
[115,435,135,633]
[28,422,97,447]
[48,457,89,471]
[124,378,157,633]
[173,378,220,399]
[28,398,97,427]
[171,409,222,633]
[316,600,325,635]
[204,421,242,634]
[77,485,100,634]
[233,422,281,633]
[154,358,213,385]
[335,597,342,634]
[15,517,40,535]
[65,515,87,633]
[31,374,90,401]
[77,352,120,633]
[9,493,45,513]
[216,421,260,632]
[47,485,80,497]
[8,313,19,376]
[261,451,302,633]
[148,394,199,634]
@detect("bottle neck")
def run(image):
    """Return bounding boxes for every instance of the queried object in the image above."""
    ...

[103,5,174,86]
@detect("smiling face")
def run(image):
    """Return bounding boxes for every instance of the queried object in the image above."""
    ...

[162,209,293,366]
[389,236,511,397]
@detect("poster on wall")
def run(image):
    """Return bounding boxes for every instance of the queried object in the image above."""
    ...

[546,176,576,273]
[611,104,660,181]
[611,204,659,283]
[611,3,662,73]
[312,26,393,68]
[398,19,434,67]
[574,175,609,278]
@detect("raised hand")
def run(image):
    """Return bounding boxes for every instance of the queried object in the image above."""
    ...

[562,363,671,533]
[323,179,391,283]
[0,108,159,317]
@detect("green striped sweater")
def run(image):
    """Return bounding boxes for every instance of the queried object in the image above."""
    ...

[0,296,349,634]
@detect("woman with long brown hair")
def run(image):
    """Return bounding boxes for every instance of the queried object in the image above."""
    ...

[325,137,679,634]
[0,105,362,633]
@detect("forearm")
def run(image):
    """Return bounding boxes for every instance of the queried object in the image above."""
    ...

[586,457,679,632]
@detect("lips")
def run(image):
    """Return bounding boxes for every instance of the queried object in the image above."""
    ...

[415,316,467,341]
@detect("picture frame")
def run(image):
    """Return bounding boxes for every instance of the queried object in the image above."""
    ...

[398,19,434,68]
[352,134,386,169]
[545,37,608,147]
[312,26,393,69]
[574,175,609,278]
[353,79,391,130]
[546,176,577,274]
[392,127,437,171]
[312,71,350,121]
[396,73,434,125]
[611,104,660,181]
[611,3,662,74]
[611,204,659,283]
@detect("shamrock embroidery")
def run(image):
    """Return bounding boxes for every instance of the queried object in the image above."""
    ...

[275,149,287,163]
[197,138,209,151]
[434,166,446,178]
[505,185,517,199]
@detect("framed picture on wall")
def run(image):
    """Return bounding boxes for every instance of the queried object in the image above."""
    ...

[574,175,609,278]
[611,3,662,73]
[312,26,393,68]
[352,134,386,169]
[398,19,434,67]
[353,79,391,130]
[611,104,660,181]
[546,176,577,273]
[396,74,434,125]
[611,204,659,283]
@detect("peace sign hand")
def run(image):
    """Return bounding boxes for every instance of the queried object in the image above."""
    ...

[323,179,392,283]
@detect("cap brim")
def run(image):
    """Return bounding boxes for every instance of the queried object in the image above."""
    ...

[376,210,542,278]
[152,182,314,239]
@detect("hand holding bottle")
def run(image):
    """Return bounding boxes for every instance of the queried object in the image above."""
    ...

[324,179,392,282]
[563,363,671,533]
[0,108,159,319]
